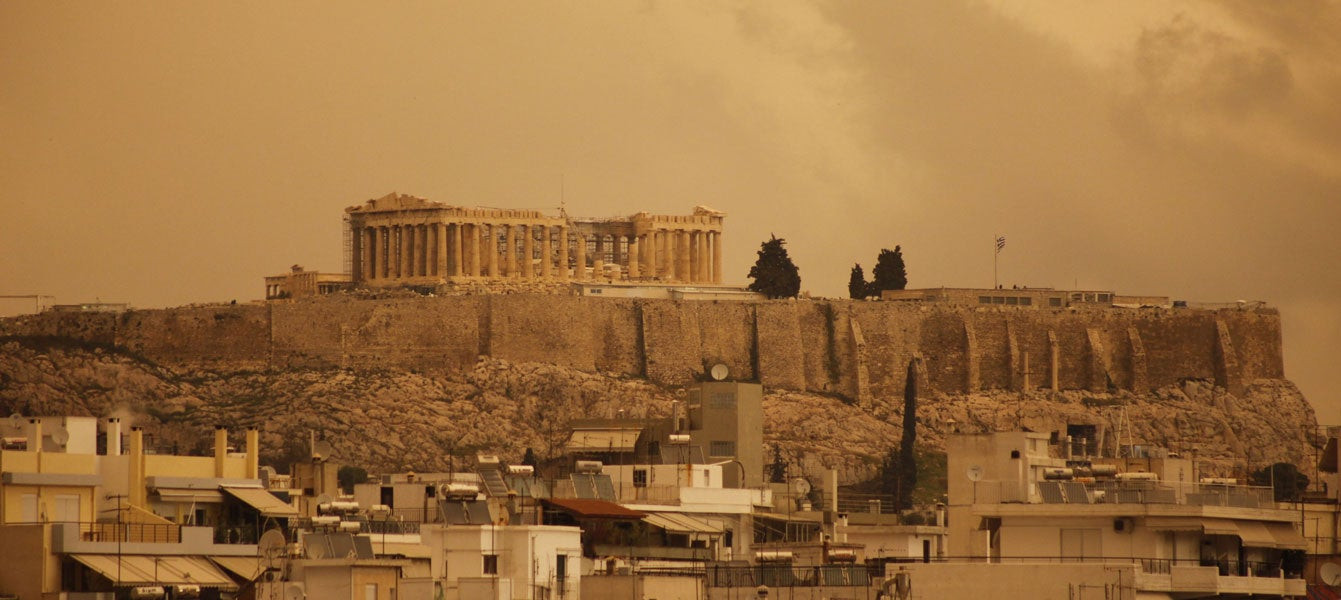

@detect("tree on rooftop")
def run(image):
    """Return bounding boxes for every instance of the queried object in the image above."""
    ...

[848,264,868,299]
[747,235,801,299]
[867,246,908,297]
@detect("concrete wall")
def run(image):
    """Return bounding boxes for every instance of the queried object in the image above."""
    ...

[2,297,1285,399]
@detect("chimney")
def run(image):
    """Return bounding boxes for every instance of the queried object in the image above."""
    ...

[129,427,146,507]
[246,428,259,480]
[27,419,42,453]
[214,426,228,478]
[106,418,122,456]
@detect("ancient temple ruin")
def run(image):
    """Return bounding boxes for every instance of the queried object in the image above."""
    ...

[345,193,725,287]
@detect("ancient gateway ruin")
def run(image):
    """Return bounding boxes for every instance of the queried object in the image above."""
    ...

[345,193,725,287]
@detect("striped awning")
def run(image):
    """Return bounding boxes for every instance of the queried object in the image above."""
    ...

[643,512,723,535]
[71,554,236,589]
[222,486,299,518]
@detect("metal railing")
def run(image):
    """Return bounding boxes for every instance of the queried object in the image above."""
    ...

[901,555,1302,580]
[705,564,880,588]
[79,522,181,544]
[972,479,1277,507]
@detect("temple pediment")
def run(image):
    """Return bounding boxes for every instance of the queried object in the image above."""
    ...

[346,192,447,213]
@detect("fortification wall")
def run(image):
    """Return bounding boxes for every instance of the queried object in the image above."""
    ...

[0,296,1283,400]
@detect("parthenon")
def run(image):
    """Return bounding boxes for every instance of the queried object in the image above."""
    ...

[345,193,725,287]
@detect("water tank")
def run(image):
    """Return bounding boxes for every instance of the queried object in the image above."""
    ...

[1043,468,1074,481]
[130,587,165,600]
[1116,472,1159,482]
[506,465,535,476]
[574,460,604,474]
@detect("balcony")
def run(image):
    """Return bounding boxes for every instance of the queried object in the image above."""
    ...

[970,479,1277,507]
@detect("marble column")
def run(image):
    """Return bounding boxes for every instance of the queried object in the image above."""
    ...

[467,224,480,276]
[574,234,587,281]
[627,234,640,279]
[363,227,375,281]
[558,226,570,280]
[677,230,687,281]
[436,223,447,277]
[487,224,500,277]
[505,225,517,277]
[522,225,535,278]
[712,231,723,284]
[540,225,552,278]
[657,231,669,279]
[452,224,464,277]
[702,232,713,284]
[689,231,700,283]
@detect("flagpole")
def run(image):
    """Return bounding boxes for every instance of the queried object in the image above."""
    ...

[993,234,998,290]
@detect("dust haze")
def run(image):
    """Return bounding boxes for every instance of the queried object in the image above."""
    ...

[2,2,1337,418]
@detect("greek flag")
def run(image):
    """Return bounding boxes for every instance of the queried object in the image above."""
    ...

[995,235,1006,253]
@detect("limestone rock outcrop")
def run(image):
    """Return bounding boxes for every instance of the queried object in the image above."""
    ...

[0,337,1317,484]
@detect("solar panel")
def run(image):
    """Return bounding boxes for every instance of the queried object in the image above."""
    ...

[466,501,493,524]
[572,474,598,499]
[594,474,617,501]
[352,535,374,559]
[1038,482,1066,504]
[477,466,510,497]
[1062,482,1092,504]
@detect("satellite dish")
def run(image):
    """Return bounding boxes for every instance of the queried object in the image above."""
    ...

[8,413,24,431]
[790,477,811,495]
[966,465,984,482]
[51,427,70,447]
[284,583,307,600]
[710,364,729,381]
[259,528,287,560]
[312,440,334,460]
[1322,562,1341,587]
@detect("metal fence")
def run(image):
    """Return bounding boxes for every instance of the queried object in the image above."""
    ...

[971,479,1276,507]
[79,522,181,544]
[705,564,880,588]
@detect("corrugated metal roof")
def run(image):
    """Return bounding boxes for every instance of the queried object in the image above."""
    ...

[545,498,646,519]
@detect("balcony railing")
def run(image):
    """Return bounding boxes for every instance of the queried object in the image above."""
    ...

[705,564,880,588]
[900,555,1302,580]
[970,479,1276,507]
[78,522,181,544]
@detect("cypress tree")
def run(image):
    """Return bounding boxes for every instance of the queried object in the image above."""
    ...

[848,263,868,299]
[868,245,908,296]
[747,235,801,299]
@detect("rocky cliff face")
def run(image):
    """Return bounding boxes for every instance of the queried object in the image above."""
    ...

[0,336,1317,483]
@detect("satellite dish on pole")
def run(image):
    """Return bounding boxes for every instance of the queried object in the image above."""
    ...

[312,440,334,461]
[8,413,24,431]
[710,364,730,381]
[966,465,984,482]
[51,426,70,448]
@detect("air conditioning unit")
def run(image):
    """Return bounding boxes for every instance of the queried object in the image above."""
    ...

[1113,517,1135,533]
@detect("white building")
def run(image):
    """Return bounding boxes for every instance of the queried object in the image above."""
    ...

[421,523,582,600]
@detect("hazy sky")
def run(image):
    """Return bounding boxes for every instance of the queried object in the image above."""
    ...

[3,2,1338,418]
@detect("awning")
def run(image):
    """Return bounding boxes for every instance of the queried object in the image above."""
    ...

[544,498,646,519]
[1236,521,1278,548]
[71,554,237,589]
[644,512,723,535]
[1321,438,1338,473]
[1201,519,1241,537]
[372,541,433,559]
[153,488,224,503]
[222,486,299,518]
[566,428,641,453]
[1147,517,1205,533]
[1267,522,1309,550]
[209,555,262,581]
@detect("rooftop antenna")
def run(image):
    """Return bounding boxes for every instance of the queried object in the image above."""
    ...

[558,173,568,219]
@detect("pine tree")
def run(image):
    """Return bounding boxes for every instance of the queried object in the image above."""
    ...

[747,235,801,299]
[868,245,908,296]
[848,263,868,299]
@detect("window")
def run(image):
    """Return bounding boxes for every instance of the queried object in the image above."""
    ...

[20,494,37,523]
[1005,297,1018,305]
[1049,298,1062,307]
[53,495,80,522]
[364,583,378,600]
[633,469,648,488]
[556,554,567,580]
[380,486,394,506]
[979,296,991,304]
[709,441,736,457]
[1020,297,1032,306]
[483,554,499,575]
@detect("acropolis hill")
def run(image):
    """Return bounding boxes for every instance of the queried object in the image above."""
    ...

[0,293,1317,482]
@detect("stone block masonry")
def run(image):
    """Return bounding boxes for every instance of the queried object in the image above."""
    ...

[0,296,1284,402]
